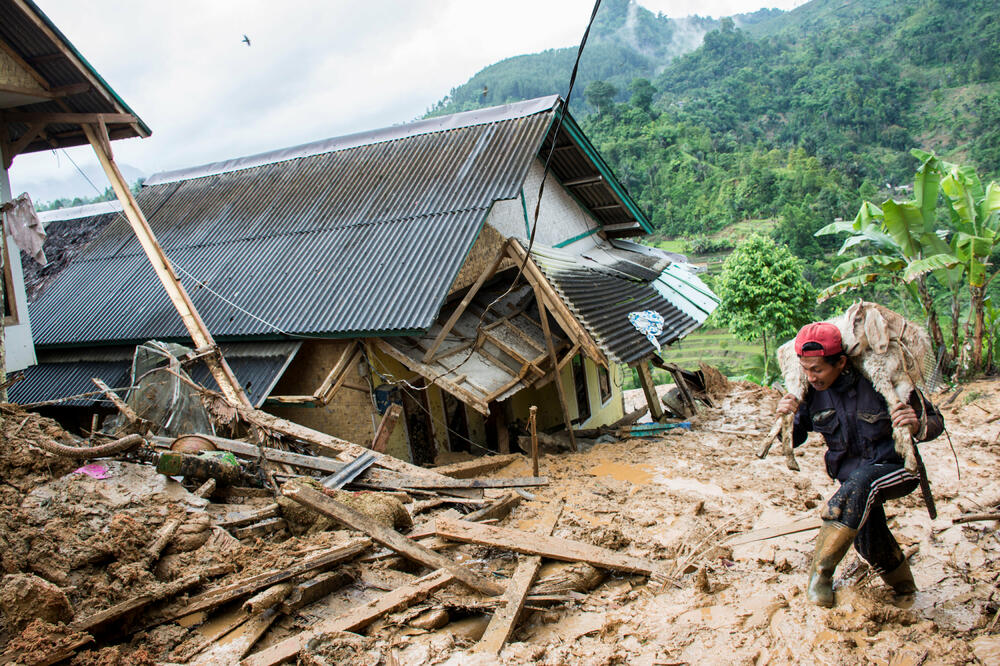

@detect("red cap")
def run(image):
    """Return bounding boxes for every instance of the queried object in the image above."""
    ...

[795,322,843,356]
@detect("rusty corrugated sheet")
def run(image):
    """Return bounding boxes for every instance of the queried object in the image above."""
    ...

[29,100,559,346]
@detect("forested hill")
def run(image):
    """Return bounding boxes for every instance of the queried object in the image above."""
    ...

[427,0,1000,252]
[427,0,777,117]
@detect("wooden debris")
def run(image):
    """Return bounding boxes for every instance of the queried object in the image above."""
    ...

[216,504,281,530]
[241,569,454,666]
[725,516,822,546]
[242,583,293,615]
[213,485,274,499]
[529,405,539,477]
[71,574,201,635]
[193,478,217,498]
[279,571,353,614]
[953,512,1000,524]
[143,517,182,567]
[573,405,647,438]
[282,483,503,596]
[435,518,662,576]
[432,454,523,479]
[233,518,287,540]
[370,403,402,454]
[475,502,562,654]
[193,607,279,665]
[355,468,548,490]
[464,492,522,523]
[157,538,371,623]
[92,377,145,427]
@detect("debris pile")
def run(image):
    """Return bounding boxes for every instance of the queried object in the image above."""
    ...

[0,373,998,665]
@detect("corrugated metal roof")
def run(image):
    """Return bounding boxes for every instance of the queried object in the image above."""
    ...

[9,342,300,408]
[530,241,718,365]
[28,99,559,346]
[0,0,150,149]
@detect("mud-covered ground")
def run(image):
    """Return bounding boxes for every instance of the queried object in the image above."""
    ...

[1,378,999,665]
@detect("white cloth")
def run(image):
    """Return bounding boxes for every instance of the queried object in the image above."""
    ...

[1,192,46,265]
[628,309,664,351]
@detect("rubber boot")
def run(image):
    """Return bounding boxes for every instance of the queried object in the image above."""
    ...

[806,520,858,607]
[880,558,916,595]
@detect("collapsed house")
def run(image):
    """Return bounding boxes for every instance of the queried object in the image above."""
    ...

[13,96,717,462]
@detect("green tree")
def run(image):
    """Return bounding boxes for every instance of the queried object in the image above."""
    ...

[584,80,618,115]
[714,234,816,380]
[628,78,656,113]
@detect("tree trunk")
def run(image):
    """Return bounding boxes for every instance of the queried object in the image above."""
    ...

[971,284,986,373]
[762,334,770,381]
[950,287,961,363]
[916,277,946,360]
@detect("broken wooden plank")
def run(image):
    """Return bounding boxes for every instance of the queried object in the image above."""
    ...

[193,478,217,498]
[241,569,454,666]
[464,492,522,523]
[71,574,201,635]
[193,607,280,665]
[354,468,547,490]
[151,435,344,474]
[432,453,523,479]
[369,403,402,454]
[475,502,562,654]
[233,518,287,540]
[283,483,503,596]
[157,538,371,623]
[435,519,662,576]
[216,504,281,530]
[724,516,823,546]
[242,583,293,615]
[92,377,144,426]
[143,517,182,568]
[279,571,353,615]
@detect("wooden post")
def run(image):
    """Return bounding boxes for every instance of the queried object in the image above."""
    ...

[534,288,577,452]
[632,360,664,422]
[81,122,251,408]
[370,403,402,453]
[529,405,539,477]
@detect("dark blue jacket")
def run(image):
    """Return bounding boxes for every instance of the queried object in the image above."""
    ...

[792,364,943,481]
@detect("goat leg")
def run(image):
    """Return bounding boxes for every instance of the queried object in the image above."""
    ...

[757,417,784,459]
[780,414,800,471]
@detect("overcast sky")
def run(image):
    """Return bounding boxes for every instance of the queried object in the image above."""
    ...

[9,0,809,203]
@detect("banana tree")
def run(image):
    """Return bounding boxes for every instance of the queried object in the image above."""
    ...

[816,159,948,355]
[904,150,1000,376]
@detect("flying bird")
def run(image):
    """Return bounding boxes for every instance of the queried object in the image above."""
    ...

[242,34,251,47]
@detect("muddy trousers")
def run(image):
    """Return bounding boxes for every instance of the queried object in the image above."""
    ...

[820,463,919,575]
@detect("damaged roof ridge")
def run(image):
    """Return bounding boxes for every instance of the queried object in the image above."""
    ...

[144,96,562,187]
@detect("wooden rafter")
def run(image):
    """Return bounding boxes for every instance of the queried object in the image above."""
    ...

[423,240,508,363]
[3,111,136,125]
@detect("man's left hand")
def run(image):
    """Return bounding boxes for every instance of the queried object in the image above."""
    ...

[890,402,919,435]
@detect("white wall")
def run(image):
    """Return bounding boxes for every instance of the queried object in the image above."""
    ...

[1,164,37,373]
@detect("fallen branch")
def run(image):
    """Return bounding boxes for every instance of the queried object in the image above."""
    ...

[953,512,1000,524]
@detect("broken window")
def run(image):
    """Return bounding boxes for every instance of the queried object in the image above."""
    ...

[571,354,590,423]
[598,364,612,404]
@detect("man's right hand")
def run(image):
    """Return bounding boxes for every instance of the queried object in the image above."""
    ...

[776,393,800,416]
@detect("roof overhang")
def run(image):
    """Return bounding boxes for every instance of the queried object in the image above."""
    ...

[0,0,150,161]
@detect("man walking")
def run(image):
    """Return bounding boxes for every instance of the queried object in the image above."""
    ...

[776,322,943,607]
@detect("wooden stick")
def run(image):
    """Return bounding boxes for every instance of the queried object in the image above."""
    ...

[529,405,539,477]
[355,468,547,490]
[241,569,454,666]
[535,289,578,451]
[92,377,143,425]
[464,493,522,523]
[725,516,823,546]
[193,607,280,665]
[71,574,201,635]
[283,483,503,596]
[435,519,661,576]
[952,512,1000,524]
[216,504,280,530]
[475,502,561,654]
[233,518,287,540]
[156,538,371,623]
[242,583,292,615]
[193,478,217,498]
[143,518,182,567]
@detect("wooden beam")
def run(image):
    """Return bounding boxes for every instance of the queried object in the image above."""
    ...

[3,121,46,168]
[463,492,522,522]
[632,360,664,422]
[193,607,279,665]
[151,435,343,474]
[4,111,137,125]
[356,467,547,490]
[432,454,523,479]
[282,483,504,596]
[423,240,508,363]
[70,574,201,636]
[0,40,51,89]
[156,538,371,623]
[535,289,578,452]
[82,122,250,408]
[436,519,663,576]
[241,569,454,666]
[725,516,823,546]
[474,503,562,654]
[370,403,402,454]
[313,342,359,403]
[562,174,603,187]
[373,337,490,414]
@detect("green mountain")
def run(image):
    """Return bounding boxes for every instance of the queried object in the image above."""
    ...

[428,0,777,117]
